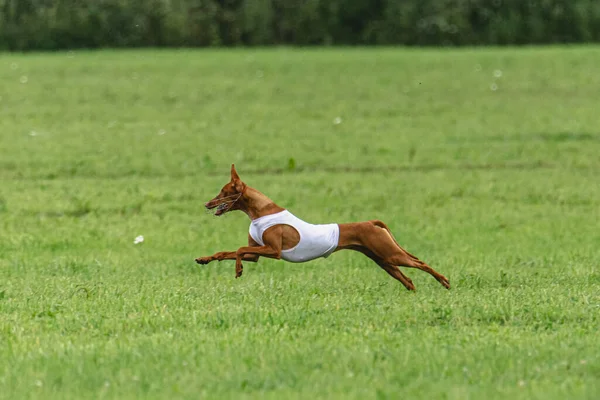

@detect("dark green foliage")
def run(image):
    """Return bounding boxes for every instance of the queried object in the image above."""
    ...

[1,0,600,49]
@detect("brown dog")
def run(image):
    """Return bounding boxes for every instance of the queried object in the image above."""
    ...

[196,165,450,290]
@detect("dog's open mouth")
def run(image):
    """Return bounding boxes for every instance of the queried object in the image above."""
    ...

[206,193,242,217]
[214,203,228,216]
[205,202,225,217]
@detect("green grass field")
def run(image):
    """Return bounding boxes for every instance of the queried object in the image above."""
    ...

[1,47,599,399]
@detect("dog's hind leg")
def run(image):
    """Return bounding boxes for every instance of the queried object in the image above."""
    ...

[370,220,450,289]
[387,252,450,289]
[343,245,415,291]
[380,263,416,291]
[338,221,449,289]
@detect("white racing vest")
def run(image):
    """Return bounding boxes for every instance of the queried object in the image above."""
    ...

[249,210,340,263]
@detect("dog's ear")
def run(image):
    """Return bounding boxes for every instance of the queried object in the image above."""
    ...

[231,164,241,182]
[230,164,243,193]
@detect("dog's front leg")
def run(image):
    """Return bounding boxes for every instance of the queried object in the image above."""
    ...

[195,251,235,265]
[196,251,261,265]
[234,245,282,279]
[233,228,284,279]
[196,234,262,266]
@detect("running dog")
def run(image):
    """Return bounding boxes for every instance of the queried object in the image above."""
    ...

[195,165,450,290]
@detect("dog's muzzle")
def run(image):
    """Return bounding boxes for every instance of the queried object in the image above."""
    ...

[205,193,242,216]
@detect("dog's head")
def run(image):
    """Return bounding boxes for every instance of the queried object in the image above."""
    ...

[205,164,246,216]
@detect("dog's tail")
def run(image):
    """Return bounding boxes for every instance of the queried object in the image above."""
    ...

[371,220,423,263]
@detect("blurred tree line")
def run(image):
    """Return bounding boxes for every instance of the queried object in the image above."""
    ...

[1,0,600,50]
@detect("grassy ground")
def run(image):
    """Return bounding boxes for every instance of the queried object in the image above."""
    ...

[1,47,599,399]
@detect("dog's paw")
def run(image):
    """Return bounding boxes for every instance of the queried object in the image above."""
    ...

[439,276,451,289]
[195,257,211,265]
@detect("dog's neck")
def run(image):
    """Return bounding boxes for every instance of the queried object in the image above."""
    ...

[239,186,285,220]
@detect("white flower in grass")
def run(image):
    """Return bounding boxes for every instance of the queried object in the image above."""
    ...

[494,69,503,78]
[490,83,498,91]
[333,117,342,125]
[134,235,144,244]
[34,380,43,387]
[20,75,28,84]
